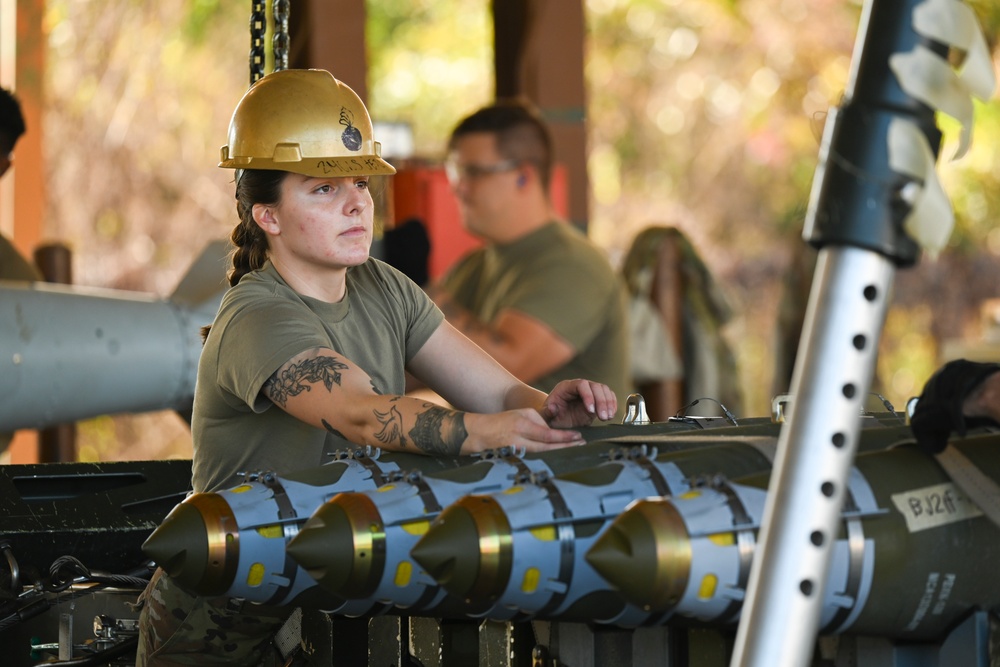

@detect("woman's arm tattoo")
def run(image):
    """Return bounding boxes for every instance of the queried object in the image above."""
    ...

[264,356,350,407]
[374,405,407,448]
[408,406,468,456]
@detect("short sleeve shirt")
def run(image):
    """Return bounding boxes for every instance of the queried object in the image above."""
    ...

[439,222,630,403]
[191,259,443,493]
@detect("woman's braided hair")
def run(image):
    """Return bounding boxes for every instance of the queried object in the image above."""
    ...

[201,168,287,342]
[229,169,286,286]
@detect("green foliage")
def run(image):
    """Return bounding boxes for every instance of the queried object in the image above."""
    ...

[44,0,249,292]
[182,0,225,43]
[583,0,1000,412]
[366,1,493,157]
[37,0,1000,448]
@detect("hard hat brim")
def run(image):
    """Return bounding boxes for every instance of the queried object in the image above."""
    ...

[218,153,397,177]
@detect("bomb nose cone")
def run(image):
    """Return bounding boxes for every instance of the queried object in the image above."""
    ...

[141,492,238,596]
[411,495,512,604]
[141,504,203,573]
[286,493,385,599]
[585,498,690,612]
[583,521,634,575]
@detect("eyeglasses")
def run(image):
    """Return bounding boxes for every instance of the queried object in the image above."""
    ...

[444,159,520,185]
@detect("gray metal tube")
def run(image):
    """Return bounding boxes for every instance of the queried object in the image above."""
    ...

[731,246,893,666]
[0,281,220,430]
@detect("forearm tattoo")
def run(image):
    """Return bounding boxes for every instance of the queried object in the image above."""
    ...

[374,404,407,448]
[264,356,350,407]
[408,405,468,456]
[265,356,467,455]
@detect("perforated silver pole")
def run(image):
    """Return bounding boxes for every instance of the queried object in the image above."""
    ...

[731,0,948,663]
[731,246,892,665]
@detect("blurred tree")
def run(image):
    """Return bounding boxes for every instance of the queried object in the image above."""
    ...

[33,0,1000,460]
[40,0,251,462]
[585,0,1000,414]
[44,0,246,295]
[366,2,493,158]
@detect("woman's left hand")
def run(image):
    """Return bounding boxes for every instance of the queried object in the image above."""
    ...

[539,379,617,428]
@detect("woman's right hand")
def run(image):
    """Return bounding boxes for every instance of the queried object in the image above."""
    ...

[462,409,587,453]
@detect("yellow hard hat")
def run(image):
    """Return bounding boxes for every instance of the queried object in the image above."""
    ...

[219,69,395,177]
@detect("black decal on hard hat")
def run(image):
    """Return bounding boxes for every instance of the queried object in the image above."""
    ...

[340,107,362,151]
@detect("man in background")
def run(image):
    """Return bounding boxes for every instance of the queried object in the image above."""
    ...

[0,86,41,281]
[427,100,630,412]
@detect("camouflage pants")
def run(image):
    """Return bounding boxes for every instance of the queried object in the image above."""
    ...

[135,568,292,667]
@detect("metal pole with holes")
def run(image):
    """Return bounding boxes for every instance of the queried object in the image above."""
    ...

[731,0,942,664]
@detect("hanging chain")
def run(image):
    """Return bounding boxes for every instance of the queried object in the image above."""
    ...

[249,1,267,86]
[273,0,291,72]
[249,1,290,84]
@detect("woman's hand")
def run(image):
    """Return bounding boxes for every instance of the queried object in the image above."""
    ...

[456,378,619,454]
[539,379,618,428]
[462,409,587,453]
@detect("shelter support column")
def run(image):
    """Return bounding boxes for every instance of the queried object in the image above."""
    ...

[289,0,368,101]
[493,0,589,230]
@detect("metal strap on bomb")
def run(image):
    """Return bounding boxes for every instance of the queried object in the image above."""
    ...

[367,466,441,609]
[349,447,393,486]
[528,470,576,617]
[474,446,536,483]
[393,464,464,611]
[363,467,442,613]
[257,472,296,521]
[238,470,298,522]
[821,485,866,632]
[254,472,302,606]
[623,445,673,496]
[401,445,530,517]
[690,475,755,626]
[525,448,672,618]
[405,470,443,514]
[674,397,739,426]
[501,450,536,484]
[822,469,880,634]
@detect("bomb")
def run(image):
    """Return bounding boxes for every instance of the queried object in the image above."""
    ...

[142,417,747,607]
[409,422,912,625]
[586,433,1000,640]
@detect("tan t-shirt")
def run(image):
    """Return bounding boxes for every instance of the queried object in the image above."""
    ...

[439,221,630,406]
[191,259,443,493]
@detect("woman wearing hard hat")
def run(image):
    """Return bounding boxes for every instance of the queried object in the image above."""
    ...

[135,68,617,667]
